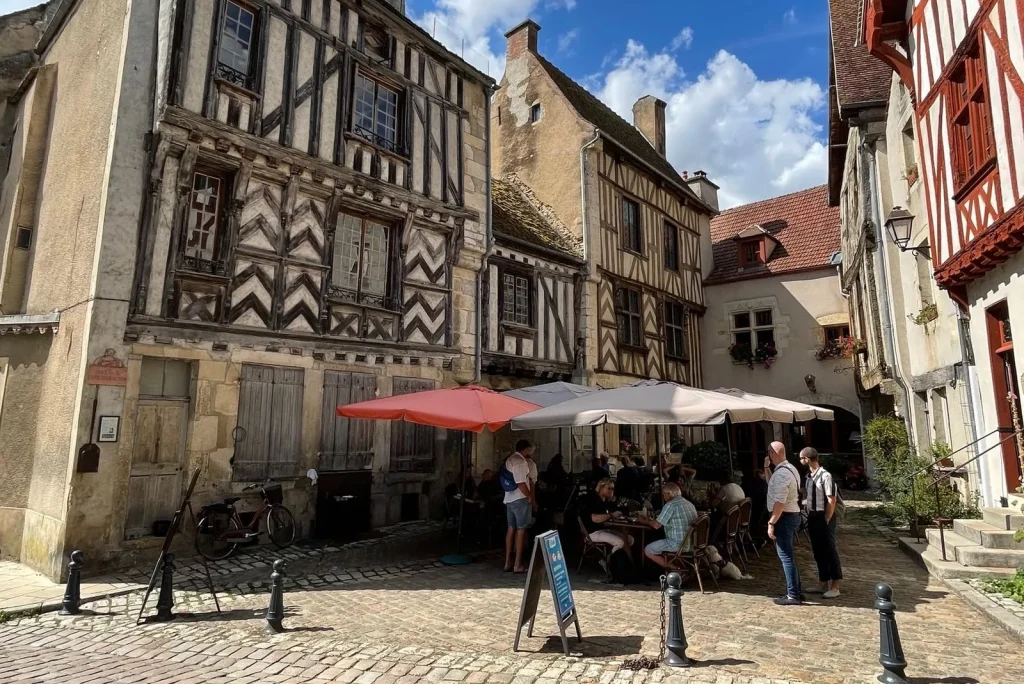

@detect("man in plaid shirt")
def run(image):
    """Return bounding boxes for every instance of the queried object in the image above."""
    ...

[640,483,699,569]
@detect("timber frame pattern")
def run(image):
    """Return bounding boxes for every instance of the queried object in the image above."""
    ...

[594,149,706,385]
[130,0,491,355]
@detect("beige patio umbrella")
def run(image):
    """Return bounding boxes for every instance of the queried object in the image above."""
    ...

[712,388,835,422]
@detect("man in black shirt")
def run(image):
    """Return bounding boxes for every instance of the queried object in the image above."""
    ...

[582,478,633,563]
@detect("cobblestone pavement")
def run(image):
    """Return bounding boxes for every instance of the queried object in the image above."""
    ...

[2,513,1023,683]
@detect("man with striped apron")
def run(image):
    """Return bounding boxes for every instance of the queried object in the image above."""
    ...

[800,447,843,598]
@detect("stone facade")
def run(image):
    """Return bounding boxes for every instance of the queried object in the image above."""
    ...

[0,0,492,580]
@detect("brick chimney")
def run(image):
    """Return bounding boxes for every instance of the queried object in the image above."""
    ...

[632,95,667,157]
[505,19,540,61]
[685,170,719,212]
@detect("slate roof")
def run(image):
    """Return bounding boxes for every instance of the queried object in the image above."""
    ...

[828,0,892,110]
[492,175,583,260]
[534,55,712,214]
[705,185,841,284]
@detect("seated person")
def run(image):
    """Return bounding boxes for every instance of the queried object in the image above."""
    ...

[461,471,477,500]
[615,458,639,501]
[710,476,745,512]
[477,469,502,504]
[544,453,570,488]
[639,483,699,569]
[582,478,634,561]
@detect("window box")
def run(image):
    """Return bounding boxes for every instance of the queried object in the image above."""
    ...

[816,337,865,361]
[729,341,778,369]
[910,303,939,326]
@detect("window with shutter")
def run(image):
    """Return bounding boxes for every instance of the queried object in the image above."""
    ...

[320,371,377,472]
[390,377,437,472]
[234,365,305,481]
[947,38,995,193]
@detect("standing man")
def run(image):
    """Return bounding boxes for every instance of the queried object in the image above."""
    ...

[502,439,535,573]
[641,483,699,569]
[766,441,802,605]
[800,448,843,598]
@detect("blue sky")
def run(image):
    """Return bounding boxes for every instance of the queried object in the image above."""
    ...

[0,0,834,208]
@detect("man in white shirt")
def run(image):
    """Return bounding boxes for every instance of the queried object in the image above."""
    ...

[800,447,843,598]
[503,439,535,573]
[765,441,802,605]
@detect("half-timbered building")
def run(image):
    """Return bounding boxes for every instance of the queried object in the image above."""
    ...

[0,0,492,579]
[492,21,717,462]
[859,0,1024,508]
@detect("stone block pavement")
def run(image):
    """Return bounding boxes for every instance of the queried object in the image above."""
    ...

[2,513,1023,683]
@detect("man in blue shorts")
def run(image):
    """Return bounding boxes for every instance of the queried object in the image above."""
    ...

[503,439,535,573]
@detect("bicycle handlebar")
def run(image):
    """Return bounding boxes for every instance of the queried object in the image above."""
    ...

[242,481,267,491]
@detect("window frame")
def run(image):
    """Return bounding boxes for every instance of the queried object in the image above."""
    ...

[946,37,996,196]
[824,324,851,344]
[499,266,534,328]
[181,169,230,274]
[621,196,643,255]
[731,308,775,349]
[350,69,404,155]
[329,209,398,311]
[664,300,688,361]
[216,0,259,90]
[738,238,765,267]
[529,103,542,123]
[663,221,680,272]
[616,285,644,349]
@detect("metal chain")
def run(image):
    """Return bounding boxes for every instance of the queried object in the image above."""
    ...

[622,574,667,671]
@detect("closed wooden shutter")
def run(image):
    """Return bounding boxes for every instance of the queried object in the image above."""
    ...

[234,364,305,481]
[320,371,376,471]
[390,377,436,473]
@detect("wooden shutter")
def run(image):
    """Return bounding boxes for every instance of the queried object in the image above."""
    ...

[320,371,376,471]
[390,377,436,472]
[234,364,305,481]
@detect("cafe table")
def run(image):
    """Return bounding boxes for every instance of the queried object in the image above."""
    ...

[604,518,651,568]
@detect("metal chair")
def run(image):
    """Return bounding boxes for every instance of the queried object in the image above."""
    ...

[662,513,718,594]
[711,503,745,573]
[577,516,612,577]
[736,497,760,563]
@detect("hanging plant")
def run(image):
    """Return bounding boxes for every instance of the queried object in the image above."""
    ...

[816,337,867,360]
[911,303,939,325]
[728,343,753,365]
[754,342,778,369]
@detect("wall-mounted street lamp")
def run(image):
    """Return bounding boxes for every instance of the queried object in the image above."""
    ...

[885,206,930,257]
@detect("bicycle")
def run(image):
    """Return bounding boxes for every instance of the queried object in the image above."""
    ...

[195,480,296,560]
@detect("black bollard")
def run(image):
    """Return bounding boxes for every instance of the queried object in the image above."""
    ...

[155,553,176,622]
[875,583,908,684]
[265,559,286,633]
[59,550,84,616]
[663,572,691,667]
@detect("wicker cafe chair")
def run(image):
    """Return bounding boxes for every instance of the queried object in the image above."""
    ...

[662,513,719,594]
[711,503,745,573]
[577,516,613,577]
[736,497,759,562]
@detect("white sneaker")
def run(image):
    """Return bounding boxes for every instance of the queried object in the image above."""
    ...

[822,589,841,599]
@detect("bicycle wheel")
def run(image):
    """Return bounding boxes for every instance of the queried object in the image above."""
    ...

[266,506,296,549]
[196,514,240,560]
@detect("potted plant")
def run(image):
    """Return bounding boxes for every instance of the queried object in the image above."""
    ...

[911,303,939,325]
[844,466,869,491]
[753,342,778,369]
[728,342,753,365]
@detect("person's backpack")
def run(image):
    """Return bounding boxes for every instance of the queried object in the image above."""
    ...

[498,458,518,492]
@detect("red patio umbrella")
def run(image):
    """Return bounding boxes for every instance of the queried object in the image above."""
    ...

[336,384,540,432]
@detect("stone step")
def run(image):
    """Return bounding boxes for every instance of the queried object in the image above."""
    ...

[898,536,1017,581]
[982,506,1024,531]
[1008,493,1024,512]
[926,528,1024,568]
[953,519,1024,550]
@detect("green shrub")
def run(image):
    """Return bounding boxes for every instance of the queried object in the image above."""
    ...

[818,452,852,480]
[683,441,730,480]
[982,569,1024,605]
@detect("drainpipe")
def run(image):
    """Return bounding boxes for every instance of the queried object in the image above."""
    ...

[863,137,916,453]
[575,128,600,386]
[474,88,495,384]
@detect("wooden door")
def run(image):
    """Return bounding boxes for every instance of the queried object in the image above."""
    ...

[320,371,376,471]
[124,399,188,539]
[986,303,1022,493]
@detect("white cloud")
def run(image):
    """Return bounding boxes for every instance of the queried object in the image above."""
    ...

[557,28,580,55]
[593,43,827,208]
[670,27,694,52]
[784,7,798,24]
[413,0,544,77]
[546,0,578,9]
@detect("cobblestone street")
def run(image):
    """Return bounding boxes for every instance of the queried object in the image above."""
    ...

[2,513,1023,683]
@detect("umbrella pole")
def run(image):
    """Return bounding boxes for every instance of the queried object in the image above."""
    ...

[725,420,736,478]
[442,432,472,566]
[655,427,662,494]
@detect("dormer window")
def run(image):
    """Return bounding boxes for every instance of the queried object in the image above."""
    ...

[738,238,765,267]
[362,23,393,66]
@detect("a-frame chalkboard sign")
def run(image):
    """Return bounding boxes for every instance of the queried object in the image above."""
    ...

[513,530,582,656]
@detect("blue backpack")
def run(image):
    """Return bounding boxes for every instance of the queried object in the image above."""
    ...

[498,457,519,492]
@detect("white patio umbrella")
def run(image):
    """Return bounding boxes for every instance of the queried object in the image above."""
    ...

[510,380,794,430]
[501,381,600,408]
[712,388,835,422]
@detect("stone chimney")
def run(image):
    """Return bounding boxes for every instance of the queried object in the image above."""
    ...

[685,170,719,212]
[632,95,667,157]
[505,19,540,61]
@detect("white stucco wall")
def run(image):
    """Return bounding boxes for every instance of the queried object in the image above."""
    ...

[702,269,860,418]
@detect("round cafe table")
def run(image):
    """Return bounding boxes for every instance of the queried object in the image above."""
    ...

[604,518,650,568]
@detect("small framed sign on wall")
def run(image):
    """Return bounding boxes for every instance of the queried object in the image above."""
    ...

[98,416,120,443]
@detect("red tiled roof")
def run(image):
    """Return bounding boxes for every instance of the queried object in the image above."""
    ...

[828,0,891,110]
[706,185,841,284]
